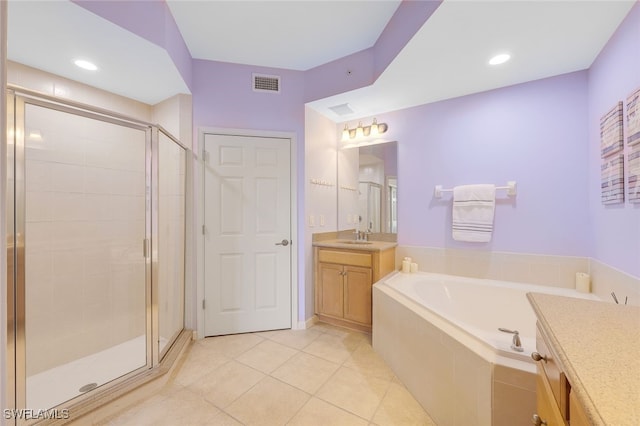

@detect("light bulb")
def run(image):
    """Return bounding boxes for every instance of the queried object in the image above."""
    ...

[342,125,350,141]
[355,122,364,139]
[74,59,98,71]
[370,118,379,136]
[489,53,510,65]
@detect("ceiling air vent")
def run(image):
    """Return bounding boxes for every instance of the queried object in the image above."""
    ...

[253,73,280,93]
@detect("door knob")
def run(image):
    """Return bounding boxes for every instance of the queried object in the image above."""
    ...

[531,352,547,363]
[275,239,290,246]
[531,414,547,425]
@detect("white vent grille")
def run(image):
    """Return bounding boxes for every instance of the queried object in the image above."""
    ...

[253,73,280,93]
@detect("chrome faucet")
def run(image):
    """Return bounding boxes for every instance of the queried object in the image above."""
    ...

[498,328,523,352]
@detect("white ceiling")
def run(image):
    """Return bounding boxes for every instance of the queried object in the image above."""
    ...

[310,0,636,120]
[7,1,190,105]
[6,0,636,118]
[166,0,402,71]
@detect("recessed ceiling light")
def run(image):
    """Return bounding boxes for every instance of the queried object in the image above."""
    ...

[489,53,511,66]
[74,59,98,71]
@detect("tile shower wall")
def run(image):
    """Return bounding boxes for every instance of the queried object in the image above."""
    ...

[25,103,147,375]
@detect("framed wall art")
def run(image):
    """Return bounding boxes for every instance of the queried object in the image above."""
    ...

[628,147,640,203]
[600,101,624,158]
[626,87,640,146]
[601,153,624,204]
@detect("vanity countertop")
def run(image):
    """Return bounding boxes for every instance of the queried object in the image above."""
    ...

[312,239,397,252]
[527,293,640,426]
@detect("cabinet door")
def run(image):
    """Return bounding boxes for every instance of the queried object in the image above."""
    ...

[343,266,373,325]
[535,373,567,426]
[569,391,590,426]
[318,263,344,318]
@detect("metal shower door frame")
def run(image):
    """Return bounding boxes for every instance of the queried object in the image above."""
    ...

[4,89,185,423]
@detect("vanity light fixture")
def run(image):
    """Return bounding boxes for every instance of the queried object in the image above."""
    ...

[488,53,511,66]
[370,118,379,136]
[341,118,388,141]
[74,59,98,71]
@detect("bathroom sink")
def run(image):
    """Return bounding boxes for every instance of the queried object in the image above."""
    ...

[337,240,374,245]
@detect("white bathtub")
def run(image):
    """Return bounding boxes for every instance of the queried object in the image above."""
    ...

[372,271,600,426]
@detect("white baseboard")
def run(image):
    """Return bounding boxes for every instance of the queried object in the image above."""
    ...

[296,315,318,330]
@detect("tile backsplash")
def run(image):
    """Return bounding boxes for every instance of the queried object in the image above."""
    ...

[395,246,639,305]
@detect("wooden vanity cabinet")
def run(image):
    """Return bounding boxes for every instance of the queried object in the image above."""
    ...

[568,391,590,426]
[532,325,590,426]
[314,246,395,332]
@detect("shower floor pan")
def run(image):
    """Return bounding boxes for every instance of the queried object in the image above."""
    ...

[25,335,165,410]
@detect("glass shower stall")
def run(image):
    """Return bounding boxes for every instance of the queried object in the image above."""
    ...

[5,89,186,420]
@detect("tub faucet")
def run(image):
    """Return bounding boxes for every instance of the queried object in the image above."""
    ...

[498,328,523,352]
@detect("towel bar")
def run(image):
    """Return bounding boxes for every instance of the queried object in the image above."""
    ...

[434,181,517,198]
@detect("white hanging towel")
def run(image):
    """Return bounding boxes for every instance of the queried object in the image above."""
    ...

[452,184,496,242]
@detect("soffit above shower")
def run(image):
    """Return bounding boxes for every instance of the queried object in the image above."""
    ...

[7,1,190,106]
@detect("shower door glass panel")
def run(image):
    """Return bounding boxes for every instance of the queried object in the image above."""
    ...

[23,103,148,410]
[157,130,185,357]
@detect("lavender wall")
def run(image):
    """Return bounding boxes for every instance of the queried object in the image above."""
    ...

[303,0,439,103]
[304,48,375,103]
[192,60,308,320]
[192,60,304,141]
[364,71,591,256]
[587,4,640,278]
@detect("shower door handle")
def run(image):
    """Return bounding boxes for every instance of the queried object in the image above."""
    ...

[143,238,150,258]
[275,239,290,246]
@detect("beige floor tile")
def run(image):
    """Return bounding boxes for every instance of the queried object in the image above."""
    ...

[271,352,340,394]
[302,333,362,364]
[235,339,298,373]
[107,387,229,426]
[103,380,185,425]
[171,344,231,386]
[103,325,417,426]
[314,324,371,343]
[288,397,369,426]
[259,327,324,349]
[187,360,265,408]
[372,382,436,426]
[312,322,354,336]
[225,376,309,425]
[343,344,395,381]
[197,333,264,358]
[316,366,391,420]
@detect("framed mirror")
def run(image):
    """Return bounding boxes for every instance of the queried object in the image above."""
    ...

[337,141,397,234]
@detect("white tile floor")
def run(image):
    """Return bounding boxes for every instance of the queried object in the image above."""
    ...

[102,323,436,425]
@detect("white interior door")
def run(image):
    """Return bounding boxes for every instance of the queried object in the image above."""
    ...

[203,134,291,336]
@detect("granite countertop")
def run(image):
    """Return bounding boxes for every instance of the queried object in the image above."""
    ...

[527,293,640,426]
[312,239,397,252]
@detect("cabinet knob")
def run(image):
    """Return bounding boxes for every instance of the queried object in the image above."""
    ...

[531,414,547,425]
[531,352,547,363]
